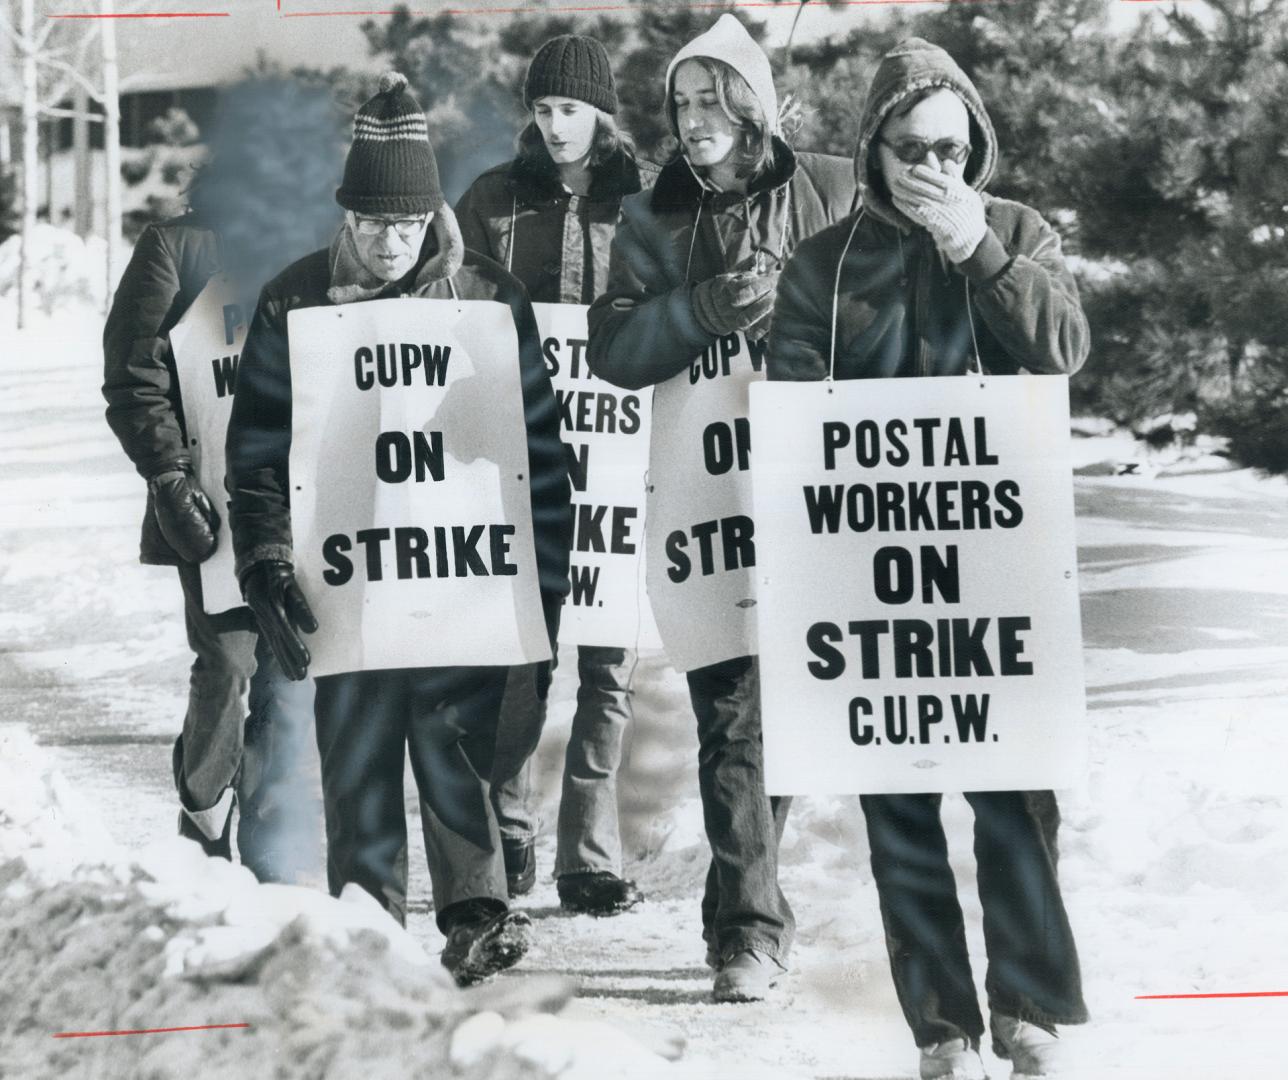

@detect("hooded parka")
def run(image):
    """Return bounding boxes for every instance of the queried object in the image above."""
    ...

[585,15,857,389]
[763,39,1090,1051]
[768,38,1089,382]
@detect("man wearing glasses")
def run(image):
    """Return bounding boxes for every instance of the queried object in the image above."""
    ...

[768,39,1088,1080]
[227,73,570,986]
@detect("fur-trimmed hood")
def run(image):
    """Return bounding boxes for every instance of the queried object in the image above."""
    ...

[854,38,998,229]
[650,136,799,212]
[505,145,650,204]
[326,203,466,305]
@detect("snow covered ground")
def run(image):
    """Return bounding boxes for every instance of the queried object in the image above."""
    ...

[2,306,1287,1079]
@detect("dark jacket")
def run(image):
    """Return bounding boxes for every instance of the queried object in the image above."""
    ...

[455,147,659,305]
[225,207,572,639]
[102,214,223,565]
[585,140,857,390]
[768,39,1089,382]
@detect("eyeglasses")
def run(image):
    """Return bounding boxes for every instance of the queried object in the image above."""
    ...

[881,137,972,166]
[352,215,428,238]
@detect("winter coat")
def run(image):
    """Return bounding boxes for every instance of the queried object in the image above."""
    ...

[585,140,857,390]
[224,206,572,642]
[767,38,1089,382]
[102,214,223,565]
[454,147,659,305]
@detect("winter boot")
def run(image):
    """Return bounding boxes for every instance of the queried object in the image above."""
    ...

[556,871,644,916]
[440,901,533,987]
[711,949,784,1003]
[920,1038,989,1080]
[502,838,536,898]
[991,1014,1067,1078]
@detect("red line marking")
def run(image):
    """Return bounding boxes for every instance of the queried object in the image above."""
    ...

[48,11,231,16]
[1137,992,1288,1001]
[281,0,986,16]
[52,1023,251,1038]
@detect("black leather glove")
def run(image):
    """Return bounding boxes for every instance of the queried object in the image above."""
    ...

[149,468,219,564]
[691,270,780,337]
[241,560,318,681]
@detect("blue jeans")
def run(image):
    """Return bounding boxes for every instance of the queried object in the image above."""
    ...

[175,563,320,883]
[860,790,1088,1049]
[686,655,793,965]
[491,645,636,877]
[239,637,322,883]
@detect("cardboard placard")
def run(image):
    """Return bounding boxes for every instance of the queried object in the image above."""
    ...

[751,375,1086,795]
[169,273,247,615]
[646,331,768,672]
[534,302,658,650]
[287,297,551,677]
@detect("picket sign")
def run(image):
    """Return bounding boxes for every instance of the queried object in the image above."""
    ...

[168,273,247,615]
[646,330,768,672]
[288,297,551,677]
[532,303,659,650]
[750,375,1087,795]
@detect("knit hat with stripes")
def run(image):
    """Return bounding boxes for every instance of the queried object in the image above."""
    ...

[336,72,443,214]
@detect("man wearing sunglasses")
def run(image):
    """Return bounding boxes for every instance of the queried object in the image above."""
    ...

[768,39,1088,1080]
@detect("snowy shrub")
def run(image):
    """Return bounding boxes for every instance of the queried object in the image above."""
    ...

[0,224,107,314]
[1199,355,1288,472]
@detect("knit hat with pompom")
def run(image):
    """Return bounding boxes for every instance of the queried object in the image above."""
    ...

[336,71,443,214]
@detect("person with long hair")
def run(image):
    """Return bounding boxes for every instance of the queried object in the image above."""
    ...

[455,35,656,917]
[586,14,856,1001]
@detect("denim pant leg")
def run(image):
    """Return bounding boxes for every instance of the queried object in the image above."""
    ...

[489,662,550,844]
[860,792,983,1049]
[313,670,411,925]
[175,562,257,812]
[686,655,794,964]
[237,635,322,883]
[969,790,1088,1030]
[554,644,636,877]
[406,666,510,931]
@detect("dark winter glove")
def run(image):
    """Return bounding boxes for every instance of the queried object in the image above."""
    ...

[692,270,780,337]
[149,468,220,564]
[241,560,318,682]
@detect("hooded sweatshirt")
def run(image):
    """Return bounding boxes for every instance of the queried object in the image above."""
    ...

[767,38,1089,382]
[586,16,855,390]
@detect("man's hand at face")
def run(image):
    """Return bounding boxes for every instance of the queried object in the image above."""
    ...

[891,165,987,264]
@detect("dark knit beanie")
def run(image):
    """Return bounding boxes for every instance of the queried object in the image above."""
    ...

[336,72,443,214]
[523,35,618,115]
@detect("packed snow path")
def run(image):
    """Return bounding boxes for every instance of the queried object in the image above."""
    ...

[4,318,1288,1078]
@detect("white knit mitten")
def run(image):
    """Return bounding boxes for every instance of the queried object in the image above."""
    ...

[897,177,987,263]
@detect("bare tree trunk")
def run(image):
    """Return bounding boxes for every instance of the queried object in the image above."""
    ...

[73,85,93,238]
[101,0,123,311]
[19,0,38,329]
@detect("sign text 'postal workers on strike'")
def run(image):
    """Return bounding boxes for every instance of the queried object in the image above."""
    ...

[751,375,1087,795]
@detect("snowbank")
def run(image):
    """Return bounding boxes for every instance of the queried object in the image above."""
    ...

[0,727,681,1080]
